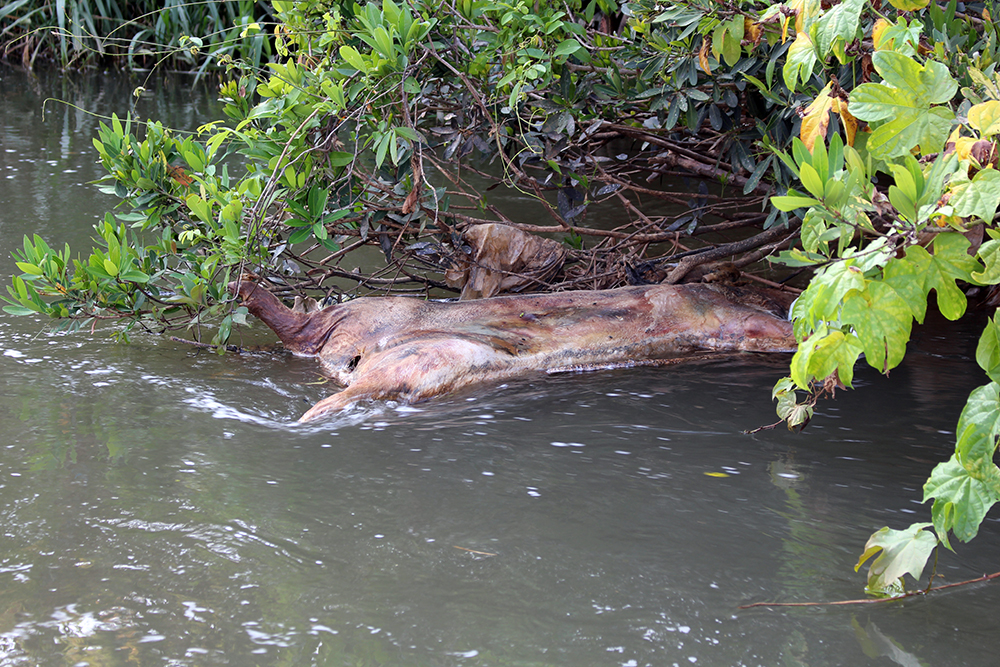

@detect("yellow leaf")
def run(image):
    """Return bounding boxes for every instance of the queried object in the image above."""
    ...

[744,17,762,45]
[872,18,891,50]
[968,100,1000,136]
[952,136,980,161]
[781,16,789,44]
[704,472,730,478]
[887,0,930,10]
[698,37,711,75]
[800,82,835,152]
[831,98,859,147]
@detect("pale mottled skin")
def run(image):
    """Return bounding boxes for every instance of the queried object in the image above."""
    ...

[232,280,797,422]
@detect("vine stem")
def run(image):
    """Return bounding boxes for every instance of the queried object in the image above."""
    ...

[738,570,1000,609]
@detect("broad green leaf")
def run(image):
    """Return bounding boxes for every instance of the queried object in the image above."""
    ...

[801,207,837,253]
[955,382,1000,460]
[974,239,1000,284]
[553,38,584,58]
[882,253,929,322]
[864,102,952,158]
[894,234,980,320]
[790,326,864,388]
[873,51,957,105]
[120,269,150,283]
[783,31,818,92]
[976,317,1000,383]
[926,233,982,318]
[815,0,864,62]
[855,523,936,593]
[842,281,913,372]
[848,52,958,158]
[328,151,355,167]
[950,168,1000,225]
[796,261,867,329]
[925,453,1000,542]
[15,262,42,276]
[721,30,741,67]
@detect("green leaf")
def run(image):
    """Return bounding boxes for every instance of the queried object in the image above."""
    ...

[794,261,867,329]
[790,326,864,388]
[339,45,368,73]
[15,262,42,276]
[841,281,914,372]
[798,163,825,199]
[925,453,1000,542]
[925,233,981,318]
[328,151,355,167]
[783,31,818,93]
[815,0,864,62]
[801,207,837,253]
[553,38,583,58]
[976,317,1000,383]
[855,523,936,593]
[3,305,39,316]
[848,52,958,158]
[973,239,1000,284]
[950,168,1000,225]
[771,195,821,211]
[891,234,979,321]
[955,382,1000,460]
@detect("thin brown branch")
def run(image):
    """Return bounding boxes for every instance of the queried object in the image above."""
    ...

[739,570,1000,609]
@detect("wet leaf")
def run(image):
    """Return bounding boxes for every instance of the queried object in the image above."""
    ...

[855,523,936,593]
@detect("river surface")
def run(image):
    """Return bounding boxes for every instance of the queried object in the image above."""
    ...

[1,67,999,666]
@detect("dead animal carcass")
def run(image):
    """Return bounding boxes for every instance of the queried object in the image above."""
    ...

[231,278,796,422]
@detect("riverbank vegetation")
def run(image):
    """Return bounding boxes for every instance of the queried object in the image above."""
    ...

[0,0,272,71]
[5,0,1000,596]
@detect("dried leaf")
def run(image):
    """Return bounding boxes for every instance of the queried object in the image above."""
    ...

[800,83,835,151]
[698,37,711,75]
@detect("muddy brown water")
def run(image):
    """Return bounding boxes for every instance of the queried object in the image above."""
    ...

[1,67,999,666]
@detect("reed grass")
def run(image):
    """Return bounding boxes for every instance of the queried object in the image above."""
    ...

[1,0,272,71]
